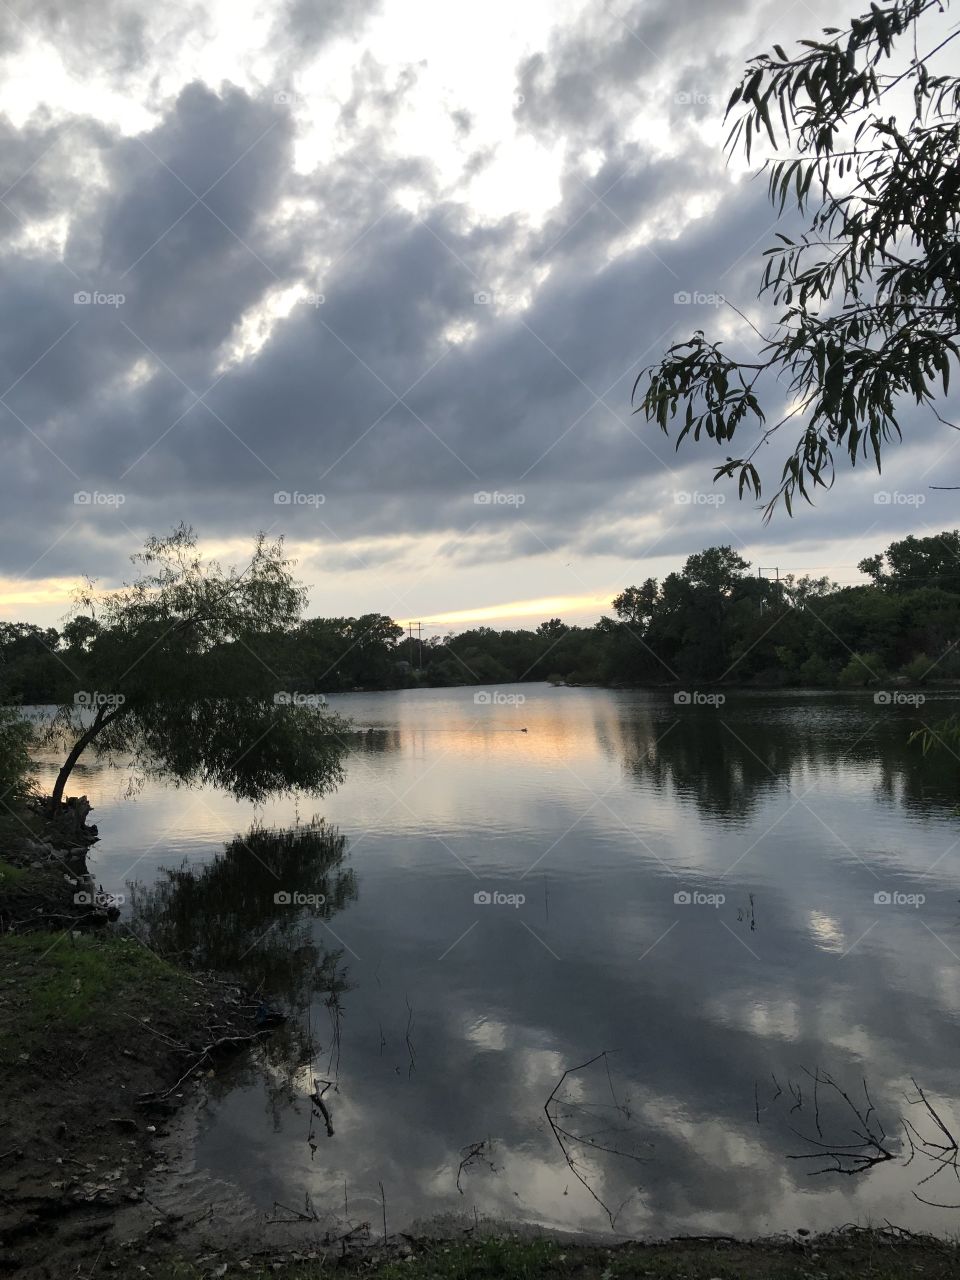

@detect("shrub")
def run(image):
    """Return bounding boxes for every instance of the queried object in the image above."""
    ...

[0,707,34,811]
[837,652,887,689]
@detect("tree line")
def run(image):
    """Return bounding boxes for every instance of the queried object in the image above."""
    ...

[4,530,960,702]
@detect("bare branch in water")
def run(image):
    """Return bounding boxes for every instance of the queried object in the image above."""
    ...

[768,1066,960,1202]
[456,1139,498,1194]
[544,1051,649,1230]
[784,1068,894,1176]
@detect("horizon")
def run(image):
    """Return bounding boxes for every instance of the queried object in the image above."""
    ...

[0,533,895,635]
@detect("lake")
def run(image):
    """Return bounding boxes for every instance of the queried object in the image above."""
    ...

[27,684,960,1238]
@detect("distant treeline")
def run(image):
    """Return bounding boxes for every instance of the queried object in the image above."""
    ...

[4,531,960,702]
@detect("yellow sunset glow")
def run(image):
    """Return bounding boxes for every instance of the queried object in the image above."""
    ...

[0,578,80,613]
[403,592,614,628]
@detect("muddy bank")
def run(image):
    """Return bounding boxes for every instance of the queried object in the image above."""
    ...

[0,798,287,1277]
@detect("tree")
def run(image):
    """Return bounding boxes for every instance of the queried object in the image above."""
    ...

[61,615,100,654]
[680,547,750,595]
[859,531,960,592]
[44,526,348,812]
[0,707,34,812]
[636,0,960,518]
[613,581,659,630]
[536,618,570,639]
[782,573,838,605]
[0,622,73,703]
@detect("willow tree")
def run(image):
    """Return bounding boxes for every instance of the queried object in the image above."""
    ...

[46,526,348,812]
[636,0,960,518]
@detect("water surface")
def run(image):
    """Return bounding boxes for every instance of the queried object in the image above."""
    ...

[30,684,960,1237]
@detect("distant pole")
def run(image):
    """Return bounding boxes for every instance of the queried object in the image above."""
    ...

[417,622,422,670]
[758,567,780,615]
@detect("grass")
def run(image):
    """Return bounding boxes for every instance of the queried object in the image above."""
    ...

[0,797,53,849]
[137,1234,960,1280]
[0,930,196,1061]
[0,858,28,885]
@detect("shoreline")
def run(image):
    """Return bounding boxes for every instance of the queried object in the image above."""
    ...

[0,796,291,1276]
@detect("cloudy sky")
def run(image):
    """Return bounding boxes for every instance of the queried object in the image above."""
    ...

[2,0,958,633]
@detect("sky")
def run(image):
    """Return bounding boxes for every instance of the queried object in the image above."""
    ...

[1,0,958,635]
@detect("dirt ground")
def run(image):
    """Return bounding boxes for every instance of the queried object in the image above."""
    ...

[0,800,279,1277]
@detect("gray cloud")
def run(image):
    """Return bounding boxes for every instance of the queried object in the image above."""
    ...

[0,0,207,80]
[0,0,955,611]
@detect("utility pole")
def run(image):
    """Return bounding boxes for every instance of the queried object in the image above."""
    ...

[758,567,780,615]
[405,622,422,669]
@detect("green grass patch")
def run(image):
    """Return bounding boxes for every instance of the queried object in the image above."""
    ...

[0,858,28,885]
[0,931,195,1062]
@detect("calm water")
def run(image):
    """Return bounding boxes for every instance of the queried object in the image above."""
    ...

[28,685,960,1237]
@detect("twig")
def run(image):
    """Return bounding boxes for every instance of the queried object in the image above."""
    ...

[404,995,416,1077]
[456,1140,497,1193]
[544,1051,647,1229]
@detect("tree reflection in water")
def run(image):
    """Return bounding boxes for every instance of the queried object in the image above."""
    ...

[617,698,960,822]
[128,818,358,1128]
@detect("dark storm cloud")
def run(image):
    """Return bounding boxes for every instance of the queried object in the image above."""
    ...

[0,116,110,232]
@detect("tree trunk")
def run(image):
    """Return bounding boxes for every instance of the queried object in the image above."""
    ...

[48,705,125,811]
